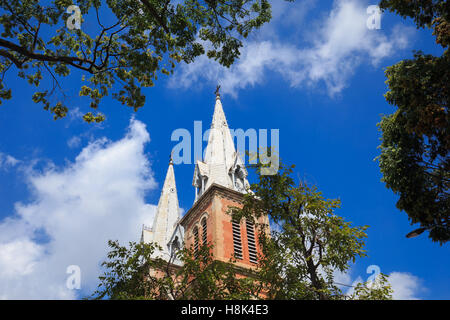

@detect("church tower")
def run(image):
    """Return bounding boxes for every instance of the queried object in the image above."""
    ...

[179,90,267,270]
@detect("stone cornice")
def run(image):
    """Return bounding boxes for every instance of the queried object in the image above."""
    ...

[180,183,245,227]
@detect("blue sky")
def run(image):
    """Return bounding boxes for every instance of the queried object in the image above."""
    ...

[0,0,448,299]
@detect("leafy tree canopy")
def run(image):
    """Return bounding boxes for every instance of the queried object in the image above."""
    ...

[377,0,449,243]
[232,162,393,300]
[0,0,272,122]
[92,240,263,299]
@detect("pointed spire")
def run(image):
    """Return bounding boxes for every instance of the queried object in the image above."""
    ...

[192,92,250,200]
[204,94,233,167]
[143,158,181,259]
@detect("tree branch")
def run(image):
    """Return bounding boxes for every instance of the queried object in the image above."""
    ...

[0,38,94,72]
[139,0,170,34]
[0,49,22,68]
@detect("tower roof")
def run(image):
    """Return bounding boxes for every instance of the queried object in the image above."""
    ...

[142,158,181,259]
[193,94,249,199]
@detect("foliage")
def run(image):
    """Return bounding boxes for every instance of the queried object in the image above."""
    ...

[231,162,393,300]
[377,0,449,243]
[92,239,260,299]
[175,243,261,299]
[349,273,393,300]
[0,0,273,122]
[379,0,449,31]
[94,163,393,300]
[91,240,168,299]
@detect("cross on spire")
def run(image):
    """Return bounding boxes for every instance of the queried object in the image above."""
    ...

[215,84,221,99]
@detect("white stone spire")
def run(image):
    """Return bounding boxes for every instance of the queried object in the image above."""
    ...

[192,90,250,201]
[142,156,181,259]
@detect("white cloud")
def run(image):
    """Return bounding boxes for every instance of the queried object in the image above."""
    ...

[340,269,423,300]
[169,0,414,97]
[0,240,43,278]
[67,136,82,149]
[388,272,422,300]
[0,118,157,299]
[0,152,20,169]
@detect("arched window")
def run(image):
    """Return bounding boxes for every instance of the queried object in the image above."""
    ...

[232,218,243,260]
[201,217,207,245]
[246,219,257,264]
[193,226,199,257]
